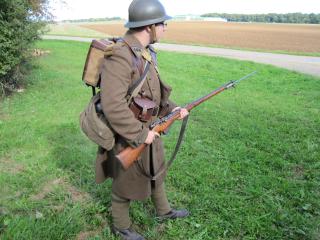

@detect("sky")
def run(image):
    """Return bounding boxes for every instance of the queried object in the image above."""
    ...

[50,0,320,21]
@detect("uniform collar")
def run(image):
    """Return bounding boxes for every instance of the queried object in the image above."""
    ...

[123,32,144,54]
[123,32,155,54]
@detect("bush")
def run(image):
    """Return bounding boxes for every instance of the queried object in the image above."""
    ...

[0,0,51,96]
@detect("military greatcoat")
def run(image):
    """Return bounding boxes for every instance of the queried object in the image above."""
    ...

[95,33,176,200]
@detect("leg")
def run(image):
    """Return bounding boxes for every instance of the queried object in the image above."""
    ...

[152,183,190,220]
[111,192,145,240]
[151,183,171,216]
[111,192,131,229]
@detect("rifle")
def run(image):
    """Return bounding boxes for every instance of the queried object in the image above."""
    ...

[116,71,257,170]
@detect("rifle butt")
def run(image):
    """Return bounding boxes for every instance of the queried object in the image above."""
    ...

[116,144,147,170]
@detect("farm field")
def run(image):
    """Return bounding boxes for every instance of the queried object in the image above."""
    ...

[46,23,108,38]
[0,40,319,239]
[79,21,320,54]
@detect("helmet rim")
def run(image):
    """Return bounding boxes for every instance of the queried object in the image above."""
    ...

[124,15,171,28]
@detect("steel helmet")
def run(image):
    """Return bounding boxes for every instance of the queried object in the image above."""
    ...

[125,0,172,28]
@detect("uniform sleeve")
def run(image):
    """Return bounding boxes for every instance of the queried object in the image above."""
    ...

[100,46,148,148]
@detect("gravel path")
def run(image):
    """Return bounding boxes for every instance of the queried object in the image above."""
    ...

[43,35,320,77]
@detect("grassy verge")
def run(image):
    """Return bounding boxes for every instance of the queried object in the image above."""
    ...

[0,40,319,240]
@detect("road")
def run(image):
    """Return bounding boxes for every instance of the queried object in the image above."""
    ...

[43,35,320,77]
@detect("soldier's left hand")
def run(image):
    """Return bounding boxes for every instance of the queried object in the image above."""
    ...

[172,107,189,120]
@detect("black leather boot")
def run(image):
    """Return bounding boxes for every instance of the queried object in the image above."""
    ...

[112,226,145,240]
[158,208,190,220]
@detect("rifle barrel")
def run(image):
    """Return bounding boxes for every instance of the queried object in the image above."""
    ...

[185,71,257,112]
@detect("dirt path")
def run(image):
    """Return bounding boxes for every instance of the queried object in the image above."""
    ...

[43,35,320,77]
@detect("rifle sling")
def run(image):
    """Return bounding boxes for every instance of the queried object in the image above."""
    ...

[148,115,190,181]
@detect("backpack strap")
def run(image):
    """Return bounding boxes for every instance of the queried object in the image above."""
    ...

[117,38,144,76]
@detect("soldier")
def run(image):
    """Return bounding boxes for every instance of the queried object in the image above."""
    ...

[95,0,189,239]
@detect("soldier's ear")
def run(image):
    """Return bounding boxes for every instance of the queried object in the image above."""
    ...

[146,26,152,33]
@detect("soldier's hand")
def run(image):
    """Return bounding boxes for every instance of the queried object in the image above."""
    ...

[145,130,160,145]
[172,107,189,120]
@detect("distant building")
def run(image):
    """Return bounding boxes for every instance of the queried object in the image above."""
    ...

[203,17,228,22]
[173,15,227,22]
[174,14,203,21]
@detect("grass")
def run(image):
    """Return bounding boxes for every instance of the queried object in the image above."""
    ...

[0,40,319,240]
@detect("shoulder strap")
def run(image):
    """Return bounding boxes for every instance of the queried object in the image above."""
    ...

[127,61,150,101]
[118,38,144,75]
[148,45,158,66]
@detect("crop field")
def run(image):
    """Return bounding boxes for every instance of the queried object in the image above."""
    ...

[80,21,320,54]
[47,23,108,38]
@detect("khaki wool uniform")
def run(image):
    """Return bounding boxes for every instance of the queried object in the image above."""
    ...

[94,33,176,228]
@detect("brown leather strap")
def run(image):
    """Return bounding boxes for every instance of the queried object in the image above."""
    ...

[152,115,189,180]
[151,24,157,43]
[120,38,144,75]
[137,115,190,181]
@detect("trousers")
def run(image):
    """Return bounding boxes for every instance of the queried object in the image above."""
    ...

[111,183,171,229]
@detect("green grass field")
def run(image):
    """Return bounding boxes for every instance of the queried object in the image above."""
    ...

[0,40,319,240]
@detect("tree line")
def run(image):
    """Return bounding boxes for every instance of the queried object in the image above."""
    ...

[62,17,122,23]
[201,13,320,24]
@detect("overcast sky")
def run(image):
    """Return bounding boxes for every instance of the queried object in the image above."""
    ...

[51,0,320,21]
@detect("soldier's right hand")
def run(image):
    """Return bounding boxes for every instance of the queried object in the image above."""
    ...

[145,131,160,145]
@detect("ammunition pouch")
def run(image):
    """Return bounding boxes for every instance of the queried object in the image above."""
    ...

[129,97,158,122]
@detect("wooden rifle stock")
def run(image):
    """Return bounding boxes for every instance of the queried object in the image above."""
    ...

[116,112,180,170]
[116,71,257,170]
[117,143,147,170]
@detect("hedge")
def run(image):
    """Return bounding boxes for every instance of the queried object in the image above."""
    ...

[0,0,50,96]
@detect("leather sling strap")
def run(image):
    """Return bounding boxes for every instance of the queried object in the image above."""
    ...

[152,115,189,180]
[138,115,190,181]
